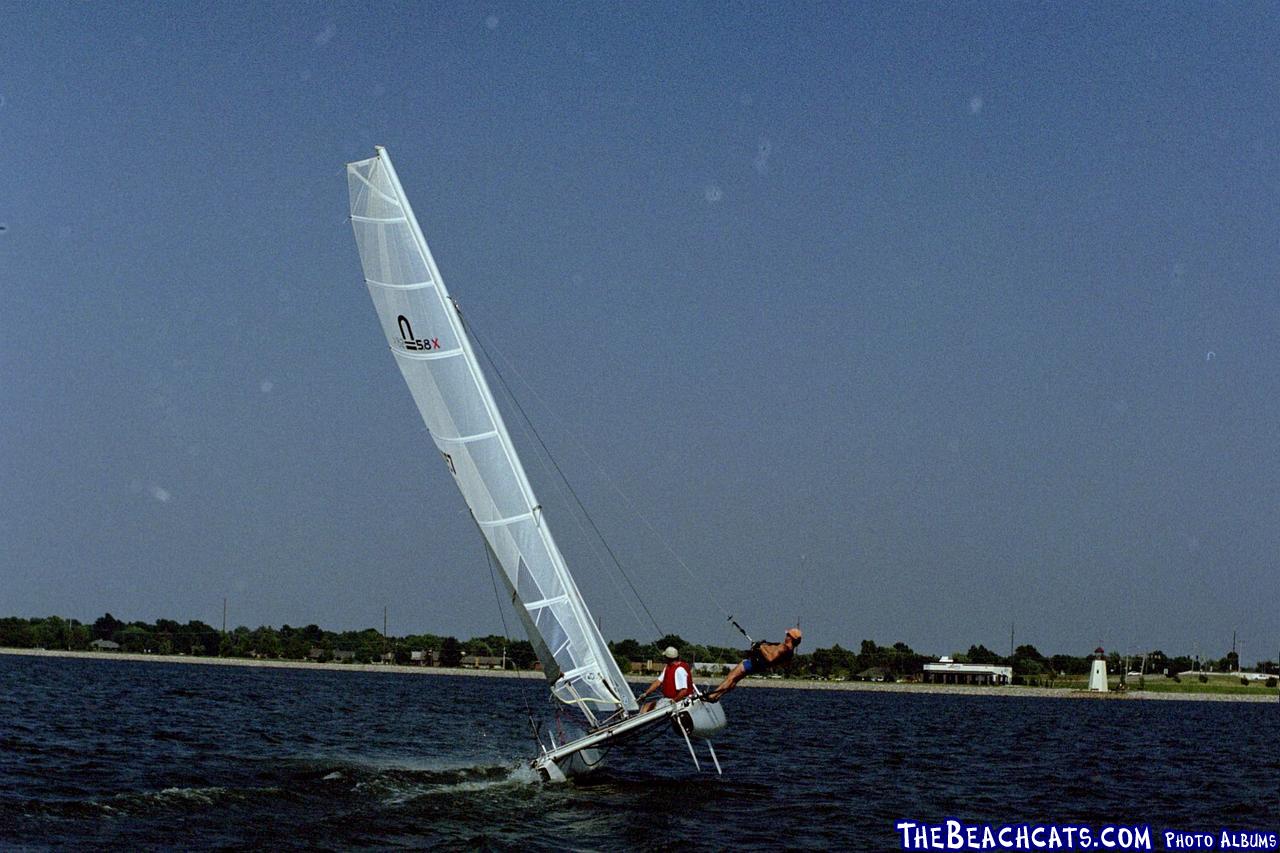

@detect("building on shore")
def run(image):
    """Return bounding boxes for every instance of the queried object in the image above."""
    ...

[628,659,664,675]
[89,639,120,652]
[922,657,1012,685]
[692,661,732,676]
[627,659,731,677]
[855,666,892,682]
[1088,647,1108,691]
[460,654,505,669]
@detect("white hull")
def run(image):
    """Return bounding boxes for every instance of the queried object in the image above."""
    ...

[531,695,727,781]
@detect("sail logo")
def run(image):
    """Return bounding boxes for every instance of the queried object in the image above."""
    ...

[397,315,441,351]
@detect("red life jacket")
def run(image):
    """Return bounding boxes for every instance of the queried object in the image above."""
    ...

[661,660,691,698]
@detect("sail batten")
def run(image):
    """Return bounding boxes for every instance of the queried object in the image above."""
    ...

[351,213,408,224]
[391,347,465,362]
[476,511,537,528]
[434,429,500,444]
[366,278,437,291]
[347,147,637,719]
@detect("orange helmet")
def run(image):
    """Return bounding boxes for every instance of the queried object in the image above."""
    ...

[785,627,803,644]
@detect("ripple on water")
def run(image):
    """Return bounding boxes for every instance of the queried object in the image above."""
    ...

[2,656,1277,849]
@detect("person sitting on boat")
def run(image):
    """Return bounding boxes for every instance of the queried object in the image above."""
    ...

[705,627,802,701]
[636,646,695,712]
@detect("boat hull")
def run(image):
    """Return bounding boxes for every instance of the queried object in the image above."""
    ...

[681,699,726,738]
[530,695,727,782]
[533,747,604,782]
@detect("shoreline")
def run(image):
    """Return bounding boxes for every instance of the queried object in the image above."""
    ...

[3,647,1274,703]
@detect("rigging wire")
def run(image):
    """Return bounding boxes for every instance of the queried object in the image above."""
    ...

[461,306,665,640]
[461,307,752,646]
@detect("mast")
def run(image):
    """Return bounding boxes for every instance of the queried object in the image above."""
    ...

[347,147,637,720]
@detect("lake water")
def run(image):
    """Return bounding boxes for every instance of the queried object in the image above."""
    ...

[2,655,1276,850]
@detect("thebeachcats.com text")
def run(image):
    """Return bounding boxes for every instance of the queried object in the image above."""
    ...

[896,820,1279,851]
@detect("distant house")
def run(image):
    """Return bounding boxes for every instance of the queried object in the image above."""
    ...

[333,650,356,662]
[922,657,1012,686]
[692,661,731,675]
[410,649,440,666]
[308,647,325,661]
[90,639,120,652]
[855,666,891,682]
[460,655,504,669]
[630,660,727,676]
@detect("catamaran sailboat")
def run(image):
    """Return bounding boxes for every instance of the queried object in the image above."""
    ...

[345,146,726,781]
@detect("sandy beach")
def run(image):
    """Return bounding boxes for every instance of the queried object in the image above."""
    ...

[4,647,1274,703]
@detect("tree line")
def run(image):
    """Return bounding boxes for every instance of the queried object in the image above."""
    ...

[1,614,1271,680]
[0,614,532,667]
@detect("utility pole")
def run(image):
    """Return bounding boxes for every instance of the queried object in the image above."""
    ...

[383,605,389,663]
[1009,622,1015,660]
[797,554,806,628]
[222,598,227,655]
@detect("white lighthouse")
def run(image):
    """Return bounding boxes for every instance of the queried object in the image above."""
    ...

[1088,647,1108,692]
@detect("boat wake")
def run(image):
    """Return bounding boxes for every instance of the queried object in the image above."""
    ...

[282,756,541,805]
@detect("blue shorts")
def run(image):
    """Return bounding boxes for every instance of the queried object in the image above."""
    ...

[741,658,755,674]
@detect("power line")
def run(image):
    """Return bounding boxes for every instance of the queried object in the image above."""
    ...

[463,310,665,639]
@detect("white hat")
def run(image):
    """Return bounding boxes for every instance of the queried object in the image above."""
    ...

[663,646,679,659]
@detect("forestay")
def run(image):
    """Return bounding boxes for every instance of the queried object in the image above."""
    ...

[346,147,637,722]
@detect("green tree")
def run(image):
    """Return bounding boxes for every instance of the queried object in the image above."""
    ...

[809,647,836,678]
[1050,654,1089,675]
[32,616,71,649]
[507,640,536,669]
[655,634,687,655]
[706,644,740,664]
[966,644,1002,665]
[224,625,251,657]
[1168,655,1194,675]
[1012,644,1047,677]
[404,633,443,653]
[682,643,710,663]
[282,632,312,660]
[66,621,90,650]
[829,644,857,677]
[92,613,125,642]
[610,638,644,661]
[0,617,35,648]
[118,624,153,653]
[440,636,462,667]
[250,626,281,658]
[185,621,220,656]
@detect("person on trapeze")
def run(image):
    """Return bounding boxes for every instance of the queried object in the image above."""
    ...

[705,627,802,702]
[636,646,695,712]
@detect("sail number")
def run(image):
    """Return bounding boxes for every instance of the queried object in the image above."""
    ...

[397,315,441,352]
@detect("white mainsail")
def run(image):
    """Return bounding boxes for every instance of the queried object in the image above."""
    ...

[346,147,637,722]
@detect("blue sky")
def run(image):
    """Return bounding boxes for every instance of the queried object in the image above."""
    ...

[3,3,1277,661]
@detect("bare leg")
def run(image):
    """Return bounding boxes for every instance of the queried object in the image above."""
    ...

[707,663,746,700]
